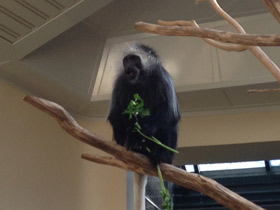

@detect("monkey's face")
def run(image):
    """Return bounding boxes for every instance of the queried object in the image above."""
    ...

[123,54,143,83]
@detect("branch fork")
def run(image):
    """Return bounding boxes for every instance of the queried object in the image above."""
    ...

[23,95,265,210]
[135,0,280,82]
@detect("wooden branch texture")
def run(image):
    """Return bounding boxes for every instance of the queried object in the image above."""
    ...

[158,20,247,52]
[135,22,280,46]
[263,0,280,23]
[23,95,266,210]
[135,20,280,82]
[134,0,280,82]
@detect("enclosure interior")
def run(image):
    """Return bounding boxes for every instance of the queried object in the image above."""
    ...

[0,1,280,210]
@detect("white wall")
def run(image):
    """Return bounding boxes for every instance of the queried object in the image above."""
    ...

[0,81,126,210]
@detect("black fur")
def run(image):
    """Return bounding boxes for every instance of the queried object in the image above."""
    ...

[108,43,181,166]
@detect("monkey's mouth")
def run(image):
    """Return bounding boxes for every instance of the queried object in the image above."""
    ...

[125,67,139,81]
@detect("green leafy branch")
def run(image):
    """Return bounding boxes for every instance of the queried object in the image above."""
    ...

[134,122,178,154]
[158,165,173,210]
[122,93,176,210]
[122,93,178,154]
[122,93,150,120]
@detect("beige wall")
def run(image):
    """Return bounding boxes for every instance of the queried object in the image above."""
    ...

[179,111,280,147]
[0,81,126,210]
[1,80,280,210]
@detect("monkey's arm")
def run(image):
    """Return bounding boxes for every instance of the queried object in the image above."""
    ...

[108,105,127,146]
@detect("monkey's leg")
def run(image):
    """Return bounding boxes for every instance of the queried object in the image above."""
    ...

[134,173,147,210]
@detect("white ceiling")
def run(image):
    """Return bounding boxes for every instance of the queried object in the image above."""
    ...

[1,0,280,118]
[0,0,81,43]
[0,0,113,61]
[85,0,268,37]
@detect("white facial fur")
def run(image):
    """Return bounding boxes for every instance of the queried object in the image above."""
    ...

[122,43,158,71]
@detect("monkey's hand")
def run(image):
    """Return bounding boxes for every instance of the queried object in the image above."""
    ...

[148,151,162,167]
[124,128,146,151]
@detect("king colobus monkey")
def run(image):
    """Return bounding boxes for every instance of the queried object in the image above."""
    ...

[108,43,181,165]
[108,43,181,210]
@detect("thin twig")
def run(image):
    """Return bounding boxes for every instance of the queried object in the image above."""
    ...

[205,0,280,82]
[248,88,280,93]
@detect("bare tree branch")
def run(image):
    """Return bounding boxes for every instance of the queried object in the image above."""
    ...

[135,22,280,46]
[23,95,152,169]
[23,95,266,210]
[248,88,280,93]
[263,0,280,23]
[135,0,280,82]
[205,0,280,84]
[158,20,247,52]
[81,154,147,174]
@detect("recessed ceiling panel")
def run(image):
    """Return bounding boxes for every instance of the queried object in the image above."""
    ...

[93,35,215,101]
[0,0,82,43]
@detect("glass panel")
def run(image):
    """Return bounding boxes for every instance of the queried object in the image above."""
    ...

[199,161,265,172]
[185,165,195,173]
[270,159,280,166]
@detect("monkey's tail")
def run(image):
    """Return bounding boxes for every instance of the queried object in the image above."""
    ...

[134,173,148,210]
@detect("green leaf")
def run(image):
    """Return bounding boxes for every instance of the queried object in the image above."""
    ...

[122,93,150,119]
[140,108,151,117]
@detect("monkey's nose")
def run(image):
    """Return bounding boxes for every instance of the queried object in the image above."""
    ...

[123,54,141,70]
[128,72,134,77]
[126,70,136,79]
